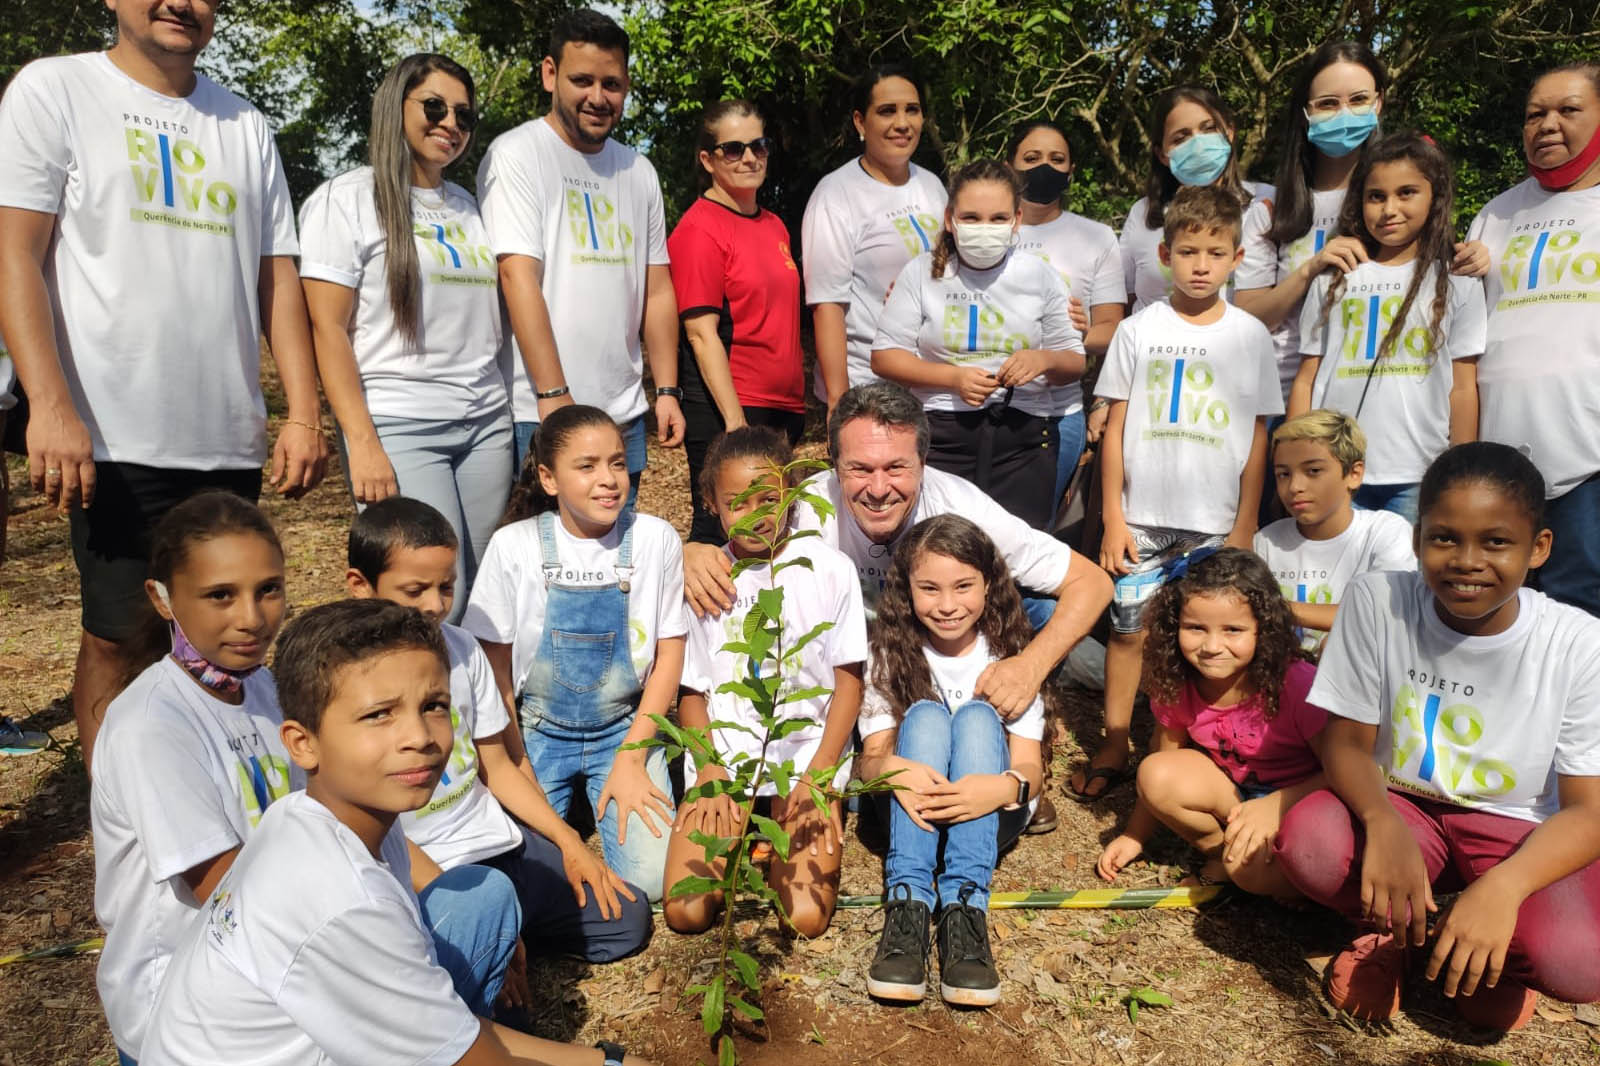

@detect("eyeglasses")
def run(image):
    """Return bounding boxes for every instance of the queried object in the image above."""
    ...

[409,95,477,133]
[1304,92,1379,124]
[710,137,772,162]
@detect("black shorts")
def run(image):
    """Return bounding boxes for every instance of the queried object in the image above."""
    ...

[69,462,262,641]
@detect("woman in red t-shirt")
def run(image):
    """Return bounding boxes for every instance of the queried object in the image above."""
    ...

[668,99,806,544]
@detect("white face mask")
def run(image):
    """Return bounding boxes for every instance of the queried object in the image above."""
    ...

[952,221,1014,269]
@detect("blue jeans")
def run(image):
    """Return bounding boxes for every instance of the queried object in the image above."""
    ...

[416,863,522,1017]
[366,408,514,622]
[1354,481,1420,525]
[481,825,653,962]
[515,414,646,510]
[882,700,1029,912]
[1538,472,1600,617]
[1052,408,1088,509]
[522,715,674,902]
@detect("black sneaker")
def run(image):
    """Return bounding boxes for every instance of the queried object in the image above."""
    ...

[867,885,931,1002]
[936,884,1000,1007]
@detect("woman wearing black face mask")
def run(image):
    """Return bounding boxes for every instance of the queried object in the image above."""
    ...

[1008,121,1126,503]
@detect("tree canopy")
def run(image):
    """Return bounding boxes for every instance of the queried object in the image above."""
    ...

[4,0,1595,232]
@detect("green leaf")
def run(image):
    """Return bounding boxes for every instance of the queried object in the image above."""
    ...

[718,1033,737,1066]
[706,718,763,740]
[770,760,792,798]
[776,686,832,707]
[756,587,784,627]
[729,993,764,1020]
[749,813,791,861]
[729,949,760,990]
[770,556,815,576]
[1127,998,1138,1025]
[668,875,725,899]
[716,679,762,702]
[769,715,821,738]
[807,1023,826,1046]
[786,620,835,656]
[686,829,738,864]
[702,974,725,1035]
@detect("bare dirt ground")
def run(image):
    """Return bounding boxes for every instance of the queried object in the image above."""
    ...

[2,391,1596,1066]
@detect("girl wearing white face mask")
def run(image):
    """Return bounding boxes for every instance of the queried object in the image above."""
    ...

[871,160,1087,530]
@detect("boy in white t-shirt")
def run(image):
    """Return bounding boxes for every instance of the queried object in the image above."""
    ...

[347,498,652,962]
[476,8,683,493]
[1254,410,1415,653]
[141,600,656,1066]
[1074,185,1282,800]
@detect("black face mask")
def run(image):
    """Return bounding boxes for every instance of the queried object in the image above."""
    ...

[1020,163,1073,204]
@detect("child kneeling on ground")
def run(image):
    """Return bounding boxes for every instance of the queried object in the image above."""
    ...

[1275,443,1600,1030]
[347,497,652,963]
[140,600,654,1066]
[663,428,867,938]
[1095,547,1328,896]
[856,515,1046,1008]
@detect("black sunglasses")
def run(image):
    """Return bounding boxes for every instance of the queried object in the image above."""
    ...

[411,95,477,133]
[711,137,772,162]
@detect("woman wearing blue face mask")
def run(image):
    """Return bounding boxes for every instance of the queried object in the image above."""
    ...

[1234,42,1389,401]
[1119,88,1270,317]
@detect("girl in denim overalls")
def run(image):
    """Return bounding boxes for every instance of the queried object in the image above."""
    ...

[465,406,685,901]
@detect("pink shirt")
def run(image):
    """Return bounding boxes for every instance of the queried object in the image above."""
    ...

[1152,659,1326,792]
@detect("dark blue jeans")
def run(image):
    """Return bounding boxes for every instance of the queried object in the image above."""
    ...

[1537,472,1600,617]
[481,825,653,962]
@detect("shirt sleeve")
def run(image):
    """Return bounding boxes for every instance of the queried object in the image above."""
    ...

[828,565,870,667]
[1003,695,1047,741]
[1555,623,1600,778]
[1149,695,1194,733]
[256,115,299,257]
[0,63,70,213]
[274,901,480,1066]
[1254,326,1286,416]
[1306,573,1386,725]
[643,161,670,266]
[679,615,715,696]
[296,180,362,288]
[666,213,729,316]
[1118,205,1143,299]
[856,676,897,739]
[467,642,509,738]
[477,136,546,260]
[871,259,925,351]
[108,703,244,882]
[1091,236,1127,310]
[1037,261,1082,350]
[1368,514,1420,573]
[1298,274,1331,357]
[461,528,521,644]
[801,183,857,306]
[1235,197,1279,290]
[654,525,688,640]
[1445,275,1488,359]
[1095,317,1137,401]
[1465,206,1488,243]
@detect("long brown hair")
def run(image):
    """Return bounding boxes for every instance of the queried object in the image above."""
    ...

[1140,548,1305,719]
[869,515,1036,720]
[930,158,1021,278]
[369,53,476,350]
[1312,131,1455,363]
[1142,86,1254,229]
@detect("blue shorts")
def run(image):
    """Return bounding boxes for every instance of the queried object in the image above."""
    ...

[1109,525,1224,633]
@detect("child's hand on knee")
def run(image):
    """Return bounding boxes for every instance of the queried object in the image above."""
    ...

[560,840,637,920]
[1098,834,1143,882]
[884,757,947,832]
[1223,796,1282,868]
[776,787,842,857]
[1099,520,1139,575]
[1425,874,1521,998]
[676,767,739,838]
[598,751,674,844]
[1360,811,1437,948]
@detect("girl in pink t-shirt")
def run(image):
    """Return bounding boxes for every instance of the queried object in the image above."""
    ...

[1096,547,1328,898]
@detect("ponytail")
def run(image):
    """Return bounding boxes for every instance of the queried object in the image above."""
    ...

[498,404,622,527]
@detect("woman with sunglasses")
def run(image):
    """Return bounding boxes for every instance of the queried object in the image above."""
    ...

[298,54,510,619]
[667,100,806,545]
[802,64,948,416]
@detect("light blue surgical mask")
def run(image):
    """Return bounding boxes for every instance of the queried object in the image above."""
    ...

[1304,107,1379,158]
[1167,131,1232,187]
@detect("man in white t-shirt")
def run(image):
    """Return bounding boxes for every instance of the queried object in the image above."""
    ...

[477,8,683,500]
[0,0,329,770]
[684,382,1112,723]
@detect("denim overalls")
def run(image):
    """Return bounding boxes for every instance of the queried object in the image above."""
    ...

[517,510,672,898]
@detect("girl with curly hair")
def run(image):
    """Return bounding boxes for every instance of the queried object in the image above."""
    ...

[1096,547,1327,898]
[856,515,1047,1008]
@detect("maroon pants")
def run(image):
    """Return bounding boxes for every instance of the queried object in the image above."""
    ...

[1274,788,1600,1004]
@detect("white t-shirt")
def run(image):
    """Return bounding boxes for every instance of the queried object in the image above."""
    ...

[858,635,1045,741]
[1095,301,1283,534]
[1121,184,1272,314]
[400,625,522,869]
[1238,186,1345,393]
[1254,509,1416,652]
[140,793,480,1066]
[477,118,669,424]
[1310,570,1600,823]
[791,465,1074,613]
[1467,179,1600,497]
[1300,261,1485,484]
[297,168,508,423]
[91,659,297,1056]
[682,540,868,794]
[872,248,1081,417]
[463,512,687,696]
[1017,211,1124,418]
[0,53,298,469]
[801,159,949,400]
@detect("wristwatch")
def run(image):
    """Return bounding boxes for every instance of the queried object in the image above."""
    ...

[595,1040,627,1066]
[655,385,683,399]
[1002,769,1030,811]
[536,385,571,399]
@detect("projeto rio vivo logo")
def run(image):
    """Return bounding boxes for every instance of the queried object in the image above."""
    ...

[892,211,940,255]
[415,220,495,283]
[1498,227,1600,294]
[126,127,238,234]
[1390,681,1517,800]
[941,302,1027,360]
[1338,294,1433,363]
[564,188,634,262]
[1143,357,1231,431]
